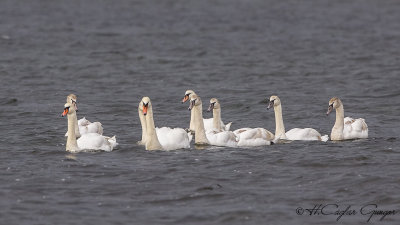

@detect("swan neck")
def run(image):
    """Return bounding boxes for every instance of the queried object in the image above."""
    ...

[189,107,195,131]
[138,106,147,144]
[331,104,344,140]
[193,103,209,144]
[334,105,345,129]
[145,105,162,150]
[66,112,78,151]
[73,112,80,137]
[274,104,287,138]
[213,107,222,131]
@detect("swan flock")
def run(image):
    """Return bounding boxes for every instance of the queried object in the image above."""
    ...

[62,92,368,152]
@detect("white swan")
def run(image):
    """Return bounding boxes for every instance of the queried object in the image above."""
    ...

[62,102,118,152]
[229,99,275,146]
[233,128,274,146]
[182,90,231,132]
[187,94,210,145]
[326,97,368,140]
[139,97,191,150]
[189,95,237,147]
[77,117,104,135]
[206,98,232,132]
[65,94,103,137]
[182,90,197,132]
[267,95,328,142]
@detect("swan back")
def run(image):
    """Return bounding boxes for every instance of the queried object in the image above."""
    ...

[77,118,104,135]
[268,95,328,141]
[285,128,326,141]
[327,97,368,140]
[156,127,191,150]
[63,102,117,152]
[140,97,190,150]
[206,129,238,147]
[234,128,274,146]
[77,133,117,152]
[343,117,368,139]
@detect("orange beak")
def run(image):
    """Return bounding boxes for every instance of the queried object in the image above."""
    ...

[143,105,148,116]
[182,95,189,103]
[62,107,69,117]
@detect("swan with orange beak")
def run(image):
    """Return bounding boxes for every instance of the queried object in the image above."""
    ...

[64,94,103,138]
[138,97,191,150]
[62,102,117,152]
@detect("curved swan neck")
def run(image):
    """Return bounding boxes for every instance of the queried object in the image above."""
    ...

[138,106,147,144]
[212,107,222,131]
[66,112,79,151]
[73,113,80,138]
[189,108,195,131]
[334,104,344,128]
[145,104,162,150]
[330,104,345,140]
[193,103,209,145]
[273,104,287,139]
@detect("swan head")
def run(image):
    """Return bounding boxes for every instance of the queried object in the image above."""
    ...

[66,94,78,111]
[61,102,75,117]
[188,94,201,111]
[139,97,151,116]
[267,95,281,109]
[327,97,342,115]
[208,98,220,112]
[182,90,196,103]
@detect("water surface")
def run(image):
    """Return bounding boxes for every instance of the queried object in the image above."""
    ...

[1,0,400,224]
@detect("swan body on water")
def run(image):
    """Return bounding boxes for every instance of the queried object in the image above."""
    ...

[233,128,274,146]
[267,95,328,142]
[77,117,104,136]
[65,94,103,138]
[182,90,231,133]
[188,94,238,147]
[205,98,232,132]
[62,102,117,153]
[139,97,191,150]
[326,97,368,141]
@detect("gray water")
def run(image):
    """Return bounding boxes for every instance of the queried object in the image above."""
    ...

[1,0,400,224]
